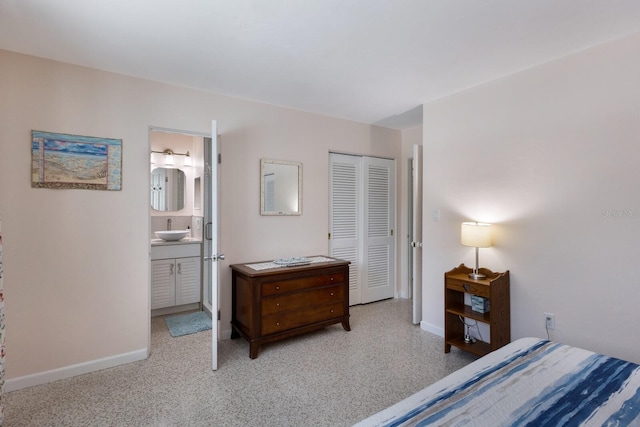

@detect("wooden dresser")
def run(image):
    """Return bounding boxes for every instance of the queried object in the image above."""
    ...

[230,257,350,359]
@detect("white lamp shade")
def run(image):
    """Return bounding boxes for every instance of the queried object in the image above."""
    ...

[461,222,492,248]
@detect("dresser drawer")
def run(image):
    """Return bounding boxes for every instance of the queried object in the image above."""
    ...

[446,279,489,298]
[261,285,344,315]
[262,271,344,296]
[261,302,344,335]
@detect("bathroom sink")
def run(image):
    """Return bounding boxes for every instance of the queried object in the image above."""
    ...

[155,230,189,241]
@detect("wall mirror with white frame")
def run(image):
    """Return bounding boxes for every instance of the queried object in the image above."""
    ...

[151,167,185,212]
[260,159,302,215]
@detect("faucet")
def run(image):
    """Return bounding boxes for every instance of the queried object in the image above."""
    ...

[167,218,172,230]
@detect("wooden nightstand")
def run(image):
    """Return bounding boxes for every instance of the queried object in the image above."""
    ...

[444,264,510,357]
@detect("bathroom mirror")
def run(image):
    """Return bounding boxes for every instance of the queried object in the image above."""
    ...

[260,159,302,215]
[151,167,185,211]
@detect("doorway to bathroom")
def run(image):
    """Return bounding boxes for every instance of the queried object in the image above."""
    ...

[149,122,220,370]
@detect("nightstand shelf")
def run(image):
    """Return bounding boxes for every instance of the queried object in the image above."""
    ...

[446,336,492,357]
[444,264,510,357]
[445,302,492,324]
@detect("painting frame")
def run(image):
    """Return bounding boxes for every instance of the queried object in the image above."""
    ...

[31,130,122,191]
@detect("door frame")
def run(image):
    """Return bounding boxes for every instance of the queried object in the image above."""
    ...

[407,157,413,300]
[411,144,423,325]
[148,125,218,370]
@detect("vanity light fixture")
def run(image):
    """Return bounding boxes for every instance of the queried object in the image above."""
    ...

[150,149,192,167]
[164,149,174,166]
[460,222,492,280]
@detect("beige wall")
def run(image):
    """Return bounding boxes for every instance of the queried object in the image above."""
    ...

[420,32,640,363]
[0,50,402,388]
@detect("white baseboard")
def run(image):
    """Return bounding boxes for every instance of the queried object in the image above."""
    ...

[201,304,232,340]
[220,327,232,340]
[151,303,200,317]
[420,320,444,337]
[5,348,148,392]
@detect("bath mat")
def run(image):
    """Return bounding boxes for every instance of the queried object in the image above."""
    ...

[165,311,212,337]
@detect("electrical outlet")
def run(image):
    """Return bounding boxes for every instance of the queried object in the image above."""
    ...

[544,312,556,330]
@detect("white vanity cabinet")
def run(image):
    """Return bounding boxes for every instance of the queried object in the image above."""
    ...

[151,243,202,310]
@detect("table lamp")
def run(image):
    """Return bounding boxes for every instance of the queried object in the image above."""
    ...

[461,222,492,280]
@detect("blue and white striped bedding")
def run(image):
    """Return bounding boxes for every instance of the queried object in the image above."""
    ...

[355,337,640,426]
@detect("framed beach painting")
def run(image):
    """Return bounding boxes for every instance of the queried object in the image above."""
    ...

[31,130,122,190]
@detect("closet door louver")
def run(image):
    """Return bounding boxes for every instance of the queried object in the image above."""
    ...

[362,157,395,303]
[329,153,395,305]
[329,154,362,304]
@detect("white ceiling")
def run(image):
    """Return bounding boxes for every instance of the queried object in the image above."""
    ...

[1,0,639,129]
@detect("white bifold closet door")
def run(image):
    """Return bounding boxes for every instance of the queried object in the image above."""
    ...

[329,153,396,305]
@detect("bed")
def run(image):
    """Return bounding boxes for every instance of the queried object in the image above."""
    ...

[354,337,640,426]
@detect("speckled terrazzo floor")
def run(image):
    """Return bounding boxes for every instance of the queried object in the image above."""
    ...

[4,298,476,427]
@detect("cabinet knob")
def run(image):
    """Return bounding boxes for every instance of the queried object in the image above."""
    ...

[330,292,334,296]
[276,322,280,326]
[275,286,280,290]
[330,309,334,313]
[276,303,280,307]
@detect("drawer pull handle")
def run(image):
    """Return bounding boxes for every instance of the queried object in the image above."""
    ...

[463,284,471,292]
